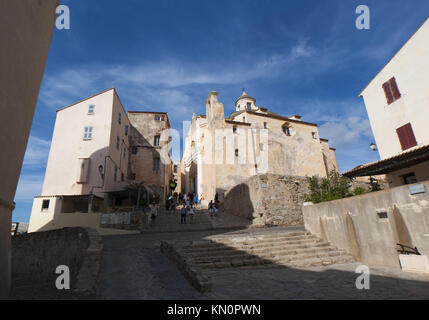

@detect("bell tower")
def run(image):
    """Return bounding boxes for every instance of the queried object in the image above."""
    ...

[235,89,256,112]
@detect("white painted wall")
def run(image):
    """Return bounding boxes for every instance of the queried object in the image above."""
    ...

[361,18,429,160]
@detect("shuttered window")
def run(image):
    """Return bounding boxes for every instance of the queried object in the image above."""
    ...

[382,77,401,104]
[396,123,417,151]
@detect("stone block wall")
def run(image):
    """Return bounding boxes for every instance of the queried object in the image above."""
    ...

[12,227,89,284]
[221,174,309,227]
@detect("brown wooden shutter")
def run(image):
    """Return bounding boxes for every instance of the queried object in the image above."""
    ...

[382,81,393,104]
[389,77,401,100]
[396,123,417,151]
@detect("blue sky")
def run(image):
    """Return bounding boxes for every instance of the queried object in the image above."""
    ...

[13,0,429,222]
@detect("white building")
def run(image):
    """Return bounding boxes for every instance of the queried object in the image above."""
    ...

[30,89,132,232]
[344,17,429,187]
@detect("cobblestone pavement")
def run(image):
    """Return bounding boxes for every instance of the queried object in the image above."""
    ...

[96,228,429,300]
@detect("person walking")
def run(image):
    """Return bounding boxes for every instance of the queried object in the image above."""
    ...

[180,205,187,224]
[193,194,199,209]
[188,206,194,224]
[214,202,218,216]
[208,200,214,217]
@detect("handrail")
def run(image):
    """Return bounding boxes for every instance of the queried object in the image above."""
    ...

[397,243,421,255]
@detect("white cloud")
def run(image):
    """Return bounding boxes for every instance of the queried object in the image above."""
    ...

[318,117,372,148]
[22,136,51,167]
[14,174,44,202]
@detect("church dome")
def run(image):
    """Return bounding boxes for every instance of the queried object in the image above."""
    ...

[235,90,256,111]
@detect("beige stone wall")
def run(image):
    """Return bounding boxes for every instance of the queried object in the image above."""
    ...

[361,18,429,160]
[303,180,429,267]
[222,174,310,227]
[0,0,58,298]
[128,112,171,203]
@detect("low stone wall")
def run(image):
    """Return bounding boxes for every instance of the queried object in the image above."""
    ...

[12,227,103,299]
[303,181,429,268]
[221,174,309,227]
[160,241,211,293]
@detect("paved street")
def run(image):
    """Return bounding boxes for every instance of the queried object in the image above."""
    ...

[96,228,429,300]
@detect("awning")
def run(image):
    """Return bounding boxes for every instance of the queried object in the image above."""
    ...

[343,144,429,177]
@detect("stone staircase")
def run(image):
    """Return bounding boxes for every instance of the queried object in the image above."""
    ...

[140,208,251,233]
[177,230,355,270]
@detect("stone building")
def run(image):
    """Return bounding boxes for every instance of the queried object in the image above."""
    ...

[171,160,182,195]
[180,91,338,205]
[128,111,172,204]
[29,89,172,233]
[344,17,429,187]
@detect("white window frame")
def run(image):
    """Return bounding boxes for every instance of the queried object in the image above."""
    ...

[88,104,95,115]
[83,126,93,140]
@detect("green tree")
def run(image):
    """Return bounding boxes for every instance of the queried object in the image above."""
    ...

[304,171,353,203]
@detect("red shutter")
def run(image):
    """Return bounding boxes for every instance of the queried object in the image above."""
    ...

[396,123,417,151]
[389,77,401,100]
[383,82,393,104]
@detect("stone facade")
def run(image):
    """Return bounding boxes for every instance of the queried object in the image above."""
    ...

[221,174,309,227]
[181,91,337,205]
[128,111,172,203]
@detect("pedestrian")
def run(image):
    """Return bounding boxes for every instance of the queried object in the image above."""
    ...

[180,206,186,224]
[193,194,198,208]
[188,205,194,224]
[214,202,218,216]
[208,200,214,217]
[150,203,157,224]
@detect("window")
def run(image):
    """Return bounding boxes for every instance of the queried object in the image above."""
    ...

[125,125,129,136]
[131,173,136,180]
[88,105,95,114]
[382,77,401,104]
[154,135,160,147]
[243,116,245,122]
[123,147,126,159]
[153,158,160,170]
[116,136,120,149]
[233,126,238,134]
[260,143,264,151]
[283,126,291,136]
[264,122,268,129]
[155,114,165,121]
[402,173,417,185]
[377,212,388,219]
[121,172,124,182]
[41,199,50,211]
[235,149,239,157]
[118,113,122,124]
[312,132,317,139]
[396,123,417,151]
[174,165,178,173]
[247,102,251,110]
[131,146,138,154]
[114,165,118,181]
[83,126,93,140]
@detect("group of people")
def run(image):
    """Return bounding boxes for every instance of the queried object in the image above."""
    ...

[180,205,195,224]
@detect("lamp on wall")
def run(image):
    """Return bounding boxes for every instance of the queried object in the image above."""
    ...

[370,142,377,151]
[98,164,104,179]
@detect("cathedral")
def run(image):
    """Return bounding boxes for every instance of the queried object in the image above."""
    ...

[180,91,338,204]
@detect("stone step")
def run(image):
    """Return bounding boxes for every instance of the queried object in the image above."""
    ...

[184,242,332,258]
[211,231,310,241]
[214,254,355,270]
[181,238,325,253]
[196,251,354,270]
[189,246,338,264]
